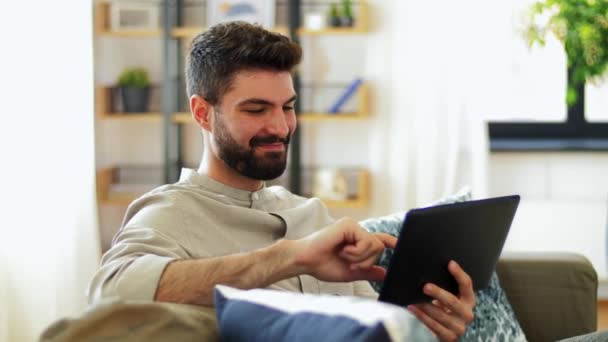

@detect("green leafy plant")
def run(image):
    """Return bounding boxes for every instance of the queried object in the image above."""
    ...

[329,3,340,18]
[342,0,353,19]
[524,0,608,107]
[117,68,150,88]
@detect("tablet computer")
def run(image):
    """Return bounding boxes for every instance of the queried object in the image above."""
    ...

[378,195,520,307]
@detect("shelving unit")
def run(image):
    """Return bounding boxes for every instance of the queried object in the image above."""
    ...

[299,82,369,121]
[96,86,195,123]
[298,1,368,36]
[95,86,161,121]
[97,166,368,209]
[173,112,192,124]
[171,26,289,38]
[95,1,368,37]
[313,169,369,208]
[152,81,370,124]
[94,2,162,37]
[96,167,154,206]
[94,0,371,210]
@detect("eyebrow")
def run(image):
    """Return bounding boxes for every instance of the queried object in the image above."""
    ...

[237,95,297,107]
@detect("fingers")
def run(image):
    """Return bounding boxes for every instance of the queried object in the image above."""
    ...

[448,260,476,306]
[411,262,477,342]
[373,233,398,248]
[351,265,387,281]
[432,299,452,314]
[339,229,386,264]
[408,305,460,342]
[340,247,379,270]
[341,237,373,258]
[423,283,474,324]
[414,303,466,337]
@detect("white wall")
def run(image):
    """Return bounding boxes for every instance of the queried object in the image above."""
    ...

[490,153,608,278]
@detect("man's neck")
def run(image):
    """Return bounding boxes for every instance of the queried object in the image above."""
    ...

[198,153,264,192]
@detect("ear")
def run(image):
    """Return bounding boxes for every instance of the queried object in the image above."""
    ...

[190,95,213,132]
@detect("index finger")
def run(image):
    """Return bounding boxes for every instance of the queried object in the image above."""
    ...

[449,260,476,305]
[373,233,397,249]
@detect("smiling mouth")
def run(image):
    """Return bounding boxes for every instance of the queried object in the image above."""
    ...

[255,143,285,151]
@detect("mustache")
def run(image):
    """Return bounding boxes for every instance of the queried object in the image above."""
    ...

[250,133,291,147]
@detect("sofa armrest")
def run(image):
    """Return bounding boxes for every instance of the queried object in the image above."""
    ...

[496,252,598,342]
[40,300,219,342]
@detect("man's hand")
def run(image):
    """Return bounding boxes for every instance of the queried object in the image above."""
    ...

[292,217,397,283]
[407,261,476,342]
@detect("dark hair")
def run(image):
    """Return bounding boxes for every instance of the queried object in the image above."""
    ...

[186,21,302,105]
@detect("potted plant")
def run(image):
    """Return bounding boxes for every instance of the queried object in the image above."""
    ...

[117,67,150,113]
[524,0,608,109]
[328,3,341,27]
[340,0,354,27]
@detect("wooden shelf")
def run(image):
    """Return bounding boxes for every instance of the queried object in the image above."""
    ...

[97,166,369,208]
[172,26,288,38]
[95,2,162,38]
[97,166,165,206]
[299,1,369,35]
[95,1,366,38]
[100,112,163,122]
[323,198,368,209]
[98,30,162,38]
[94,0,289,40]
[96,86,194,123]
[298,27,367,36]
[95,86,162,121]
[299,83,369,122]
[317,169,370,209]
[299,113,366,121]
[96,167,140,206]
[171,27,203,38]
[173,112,193,124]
[97,81,369,122]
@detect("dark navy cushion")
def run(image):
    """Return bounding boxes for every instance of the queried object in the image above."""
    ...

[214,285,434,342]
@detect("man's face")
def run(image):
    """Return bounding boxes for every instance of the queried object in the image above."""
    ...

[210,70,297,180]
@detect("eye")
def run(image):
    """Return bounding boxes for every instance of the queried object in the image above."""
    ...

[244,108,265,114]
[283,106,294,112]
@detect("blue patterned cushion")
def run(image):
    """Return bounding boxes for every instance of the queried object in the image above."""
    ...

[359,189,527,342]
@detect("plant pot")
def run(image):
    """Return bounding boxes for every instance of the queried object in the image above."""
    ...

[328,16,341,27]
[120,86,149,113]
[340,16,354,27]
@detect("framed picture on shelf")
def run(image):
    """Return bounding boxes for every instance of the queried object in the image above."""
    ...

[311,169,349,201]
[207,0,275,28]
[110,3,159,31]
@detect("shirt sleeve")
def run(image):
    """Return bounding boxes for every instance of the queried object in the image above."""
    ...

[87,191,189,304]
[353,280,379,300]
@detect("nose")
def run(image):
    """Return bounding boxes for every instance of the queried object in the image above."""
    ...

[266,108,292,138]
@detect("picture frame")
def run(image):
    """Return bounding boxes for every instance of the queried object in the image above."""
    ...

[207,0,276,29]
[110,3,160,31]
[312,169,349,201]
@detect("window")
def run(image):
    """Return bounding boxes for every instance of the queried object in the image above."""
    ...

[488,0,608,151]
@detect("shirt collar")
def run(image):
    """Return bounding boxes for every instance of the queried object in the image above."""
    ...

[178,168,267,202]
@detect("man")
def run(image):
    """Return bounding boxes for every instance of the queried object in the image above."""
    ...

[89,21,475,341]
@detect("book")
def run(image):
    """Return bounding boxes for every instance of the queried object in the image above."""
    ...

[327,78,363,114]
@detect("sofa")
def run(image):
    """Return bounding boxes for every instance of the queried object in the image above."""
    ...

[496,252,598,342]
[41,252,599,342]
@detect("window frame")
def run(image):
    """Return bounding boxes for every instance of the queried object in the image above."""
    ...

[489,72,608,151]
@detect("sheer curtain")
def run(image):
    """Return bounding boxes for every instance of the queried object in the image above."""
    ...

[368,0,508,213]
[0,1,99,341]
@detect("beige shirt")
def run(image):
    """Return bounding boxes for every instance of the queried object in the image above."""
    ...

[88,168,378,303]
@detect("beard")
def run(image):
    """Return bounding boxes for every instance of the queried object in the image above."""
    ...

[212,112,290,180]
